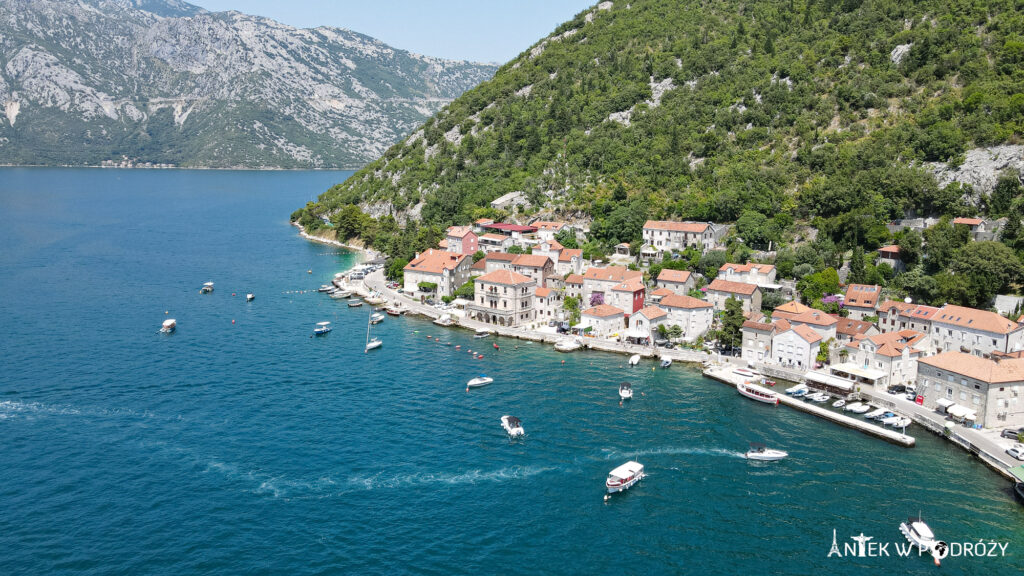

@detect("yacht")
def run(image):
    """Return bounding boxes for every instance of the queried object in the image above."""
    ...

[745,443,788,461]
[899,515,945,564]
[160,318,176,333]
[199,282,214,294]
[605,461,645,496]
[619,382,633,400]
[500,415,524,438]
[365,337,383,351]
[313,321,332,336]
[737,381,779,405]
[467,375,494,388]
[628,354,641,366]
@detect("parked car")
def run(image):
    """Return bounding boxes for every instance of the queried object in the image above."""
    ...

[1001,428,1024,440]
[654,339,669,347]
[887,385,907,395]
[664,342,675,350]
[1006,444,1024,461]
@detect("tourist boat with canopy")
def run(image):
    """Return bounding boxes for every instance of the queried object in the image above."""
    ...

[313,321,332,336]
[500,415,524,437]
[619,382,633,400]
[199,282,214,294]
[605,461,645,496]
[737,381,778,405]
[899,514,945,565]
[160,318,176,333]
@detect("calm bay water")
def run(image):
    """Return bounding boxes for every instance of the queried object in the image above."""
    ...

[1,168,1022,575]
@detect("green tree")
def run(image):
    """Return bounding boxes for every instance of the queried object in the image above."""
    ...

[720,297,745,349]
[847,247,867,284]
[454,280,475,299]
[555,228,579,249]
[897,229,923,268]
[472,250,486,263]
[797,267,840,304]
[923,218,970,274]
[948,241,1024,307]
[386,258,408,281]
[564,295,581,325]
[986,172,1022,217]
[507,245,525,254]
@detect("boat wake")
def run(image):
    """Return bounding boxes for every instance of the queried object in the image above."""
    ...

[347,465,556,492]
[604,446,746,460]
[0,400,165,421]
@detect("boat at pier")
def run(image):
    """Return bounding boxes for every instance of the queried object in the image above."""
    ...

[832,399,846,408]
[745,443,788,461]
[370,313,385,325]
[474,329,491,339]
[500,415,524,438]
[864,408,886,419]
[619,382,633,400]
[318,284,332,292]
[785,384,808,396]
[628,354,641,366]
[348,300,363,307]
[329,289,351,299]
[737,381,779,405]
[605,461,644,496]
[386,306,405,316]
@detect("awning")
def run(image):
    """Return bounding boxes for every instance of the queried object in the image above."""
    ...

[623,329,650,339]
[804,370,855,392]
[946,404,971,418]
[935,398,956,409]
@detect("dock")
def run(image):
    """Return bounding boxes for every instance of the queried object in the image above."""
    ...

[702,366,916,447]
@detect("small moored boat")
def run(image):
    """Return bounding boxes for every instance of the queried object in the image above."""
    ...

[864,408,887,419]
[605,461,645,497]
[329,289,351,299]
[848,403,871,414]
[386,306,404,316]
[473,329,491,339]
[628,354,641,366]
[501,415,524,437]
[348,300,364,308]
[737,381,779,405]
[318,284,333,292]
[246,293,255,302]
[745,443,788,461]
[199,282,214,294]
[843,402,865,412]
[785,384,809,396]
[467,375,493,388]
[313,321,332,336]
[832,399,847,408]
[554,338,582,352]
[160,318,176,333]
[660,357,672,368]
[619,382,633,400]
[365,337,382,351]
[370,313,385,325]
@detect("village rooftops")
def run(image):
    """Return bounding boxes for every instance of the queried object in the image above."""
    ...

[706,278,758,295]
[836,318,875,338]
[404,249,469,275]
[790,324,823,344]
[849,330,926,357]
[844,284,881,309]
[532,221,567,232]
[446,226,474,238]
[476,269,534,286]
[657,269,692,283]
[484,223,537,233]
[583,266,643,283]
[510,254,551,268]
[565,274,584,285]
[878,299,915,314]
[933,305,1020,334]
[773,300,813,317]
[719,262,776,274]
[535,286,552,298]
[643,220,711,233]
[612,278,645,292]
[559,248,582,262]
[637,305,668,320]
[650,287,675,298]
[920,351,1024,383]
[582,304,625,318]
[660,294,713,309]
[787,309,839,327]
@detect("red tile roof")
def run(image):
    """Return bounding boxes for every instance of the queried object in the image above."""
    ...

[787,309,839,327]
[512,254,552,268]
[657,269,692,283]
[706,278,759,296]
[559,248,582,262]
[877,245,900,256]
[612,278,646,292]
[643,220,710,233]
[719,262,776,274]
[920,351,1024,383]
[660,294,713,309]
[485,223,537,233]
[582,304,625,318]
[476,269,534,286]
[836,318,875,337]
[789,324,823,344]
[565,274,584,285]
[637,305,668,320]
[446,226,474,238]
[404,249,469,275]
[583,266,643,283]
[650,287,675,297]
[742,320,776,331]
[932,305,1020,334]
[843,284,881,309]
[532,221,566,232]
[535,287,552,298]
[953,217,983,226]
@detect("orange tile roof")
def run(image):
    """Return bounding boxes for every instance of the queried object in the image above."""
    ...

[706,278,758,296]
[878,300,915,314]
[657,269,692,283]
[643,220,710,233]
[475,218,494,224]
[512,254,551,268]
[446,226,474,238]
[920,351,1024,383]
[637,305,668,320]
[471,258,487,271]
[836,318,875,337]
[612,278,646,292]
[877,245,900,255]
[565,274,584,285]
[773,318,792,332]
[535,287,552,298]
[532,221,566,231]
[933,305,1020,334]
[953,217,983,226]
[542,239,564,251]
[787,309,838,327]
[742,320,776,331]
[844,284,881,308]
[479,233,510,242]
[583,266,643,283]
[582,304,625,318]
[719,262,776,274]
[774,300,812,316]
[859,330,926,357]
[438,239,449,248]
[650,287,675,298]
[476,269,534,286]
[559,248,582,262]
[659,294,713,309]
[788,324,823,344]
[487,252,517,262]
[404,249,469,275]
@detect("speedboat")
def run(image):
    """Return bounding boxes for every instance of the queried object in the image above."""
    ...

[370,313,385,325]
[745,443,788,461]
[733,368,757,378]
[467,375,494,388]
[474,329,491,339]
[874,411,896,422]
[737,381,779,405]
[843,402,865,412]
[605,461,644,496]
[554,338,583,352]
[832,399,847,408]
[619,382,633,400]
[501,415,524,438]
[786,384,809,396]
[313,321,332,336]
[864,408,887,419]
[318,284,333,292]
[365,337,382,351]
[329,289,351,299]
[660,357,672,368]
[160,318,176,333]
[348,300,364,307]
[848,403,871,414]
[881,414,903,426]
[899,515,945,564]
[246,293,255,302]
[199,282,214,294]
[628,354,641,366]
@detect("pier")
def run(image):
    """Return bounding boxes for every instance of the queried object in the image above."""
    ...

[702,366,916,447]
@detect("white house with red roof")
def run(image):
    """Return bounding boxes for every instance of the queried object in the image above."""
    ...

[772,324,822,369]
[445,226,479,255]
[876,245,904,273]
[842,284,881,320]
[565,274,584,299]
[705,278,761,314]
[628,305,670,343]
[533,239,563,264]
[642,220,723,254]
[718,262,777,287]
[659,294,714,341]
[785,309,839,342]
[916,352,1024,428]
[532,221,568,242]
[403,249,473,297]
[478,232,513,253]
[534,286,562,322]
[845,330,928,388]
[468,269,537,327]
[556,248,584,276]
[741,318,788,364]
[582,266,644,307]
[608,278,646,315]
[929,305,1024,356]
[655,269,694,295]
[580,304,626,339]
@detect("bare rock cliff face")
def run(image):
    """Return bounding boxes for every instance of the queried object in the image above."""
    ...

[0,0,497,167]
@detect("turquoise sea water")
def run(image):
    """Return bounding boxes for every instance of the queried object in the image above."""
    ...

[1,168,1022,575]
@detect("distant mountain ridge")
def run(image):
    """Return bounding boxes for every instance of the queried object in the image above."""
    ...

[0,0,498,168]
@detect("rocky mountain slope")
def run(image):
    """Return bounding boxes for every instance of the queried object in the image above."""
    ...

[302,0,1023,249]
[0,0,497,168]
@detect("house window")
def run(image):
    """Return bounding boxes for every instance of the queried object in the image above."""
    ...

[960,391,967,401]
[946,388,953,398]
[972,395,981,405]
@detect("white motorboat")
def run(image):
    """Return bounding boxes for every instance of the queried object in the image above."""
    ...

[619,382,633,400]
[348,300,364,307]
[843,402,865,412]
[737,381,779,405]
[365,337,382,351]
[474,329,491,339]
[246,293,255,302]
[745,443,788,461]
[881,415,903,426]
[832,399,846,408]
[370,313,385,325]
[660,357,672,368]
[318,284,333,292]
[365,294,387,305]
[313,321,332,336]
[605,461,645,496]
[501,415,524,438]
[899,515,945,565]
[160,318,176,333]
[386,306,404,316]
[733,368,758,378]
[365,311,382,352]
[329,289,351,299]
[848,403,871,414]
[467,375,494,388]
[628,354,641,366]
[806,392,830,402]
[433,314,455,327]
[864,408,887,419]
[199,281,214,294]
[554,338,583,352]
[893,417,912,428]
[785,384,809,395]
